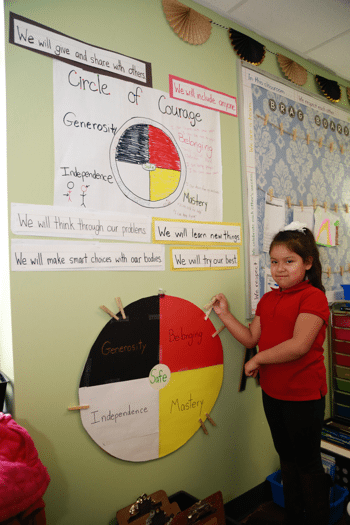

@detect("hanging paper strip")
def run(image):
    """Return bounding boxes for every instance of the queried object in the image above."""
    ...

[277,54,307,86]
[228,28,265,65]
[162,0,212,45]
[315,75,341,103]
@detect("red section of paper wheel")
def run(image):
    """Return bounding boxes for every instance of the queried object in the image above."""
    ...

[148,125,181,171]
[159,295,223,372]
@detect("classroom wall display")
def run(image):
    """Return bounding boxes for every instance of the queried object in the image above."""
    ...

[152,218,241,245]
[171,247,239,271]
[53,61,222,222]
[11,203,152,242]
[11,239,164,272]
[78,294,223,461]
[9,12,152,86]
[240,64,350,315]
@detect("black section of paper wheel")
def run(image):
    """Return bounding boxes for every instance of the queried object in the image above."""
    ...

[80,295,160,387]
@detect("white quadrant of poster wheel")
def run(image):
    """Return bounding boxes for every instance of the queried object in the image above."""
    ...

[79,295,223,461]
[110,118,186,208]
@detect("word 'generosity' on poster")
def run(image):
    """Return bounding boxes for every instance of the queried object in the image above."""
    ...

[53,61,222,222]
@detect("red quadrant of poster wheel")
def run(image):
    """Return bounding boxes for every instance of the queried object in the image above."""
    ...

[148,125,181,171]
[159,295,223,372]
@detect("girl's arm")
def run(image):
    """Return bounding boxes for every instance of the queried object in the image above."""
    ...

[245,313,324,376]
[213,293,261,349]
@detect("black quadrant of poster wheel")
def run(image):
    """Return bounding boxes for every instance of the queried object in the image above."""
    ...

[109,118,186,208]
[79,295,223,462]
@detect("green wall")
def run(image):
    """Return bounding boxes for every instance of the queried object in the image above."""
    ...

[4,1,348,524]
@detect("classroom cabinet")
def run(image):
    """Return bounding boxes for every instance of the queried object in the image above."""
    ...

[331,302,350,421]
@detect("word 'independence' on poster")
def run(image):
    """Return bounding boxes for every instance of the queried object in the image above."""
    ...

[11,240,164,272]
[11,203,151,242]
[171,247,239,271]
[53,61,222,222]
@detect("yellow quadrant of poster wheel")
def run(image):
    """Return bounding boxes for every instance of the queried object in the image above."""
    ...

[150,168,181,201]
[159,364,223,457]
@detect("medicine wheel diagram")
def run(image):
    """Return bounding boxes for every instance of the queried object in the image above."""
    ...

[79,295,223,462]
[109,118,186,208]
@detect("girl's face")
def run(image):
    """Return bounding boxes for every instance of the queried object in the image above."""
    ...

[270,244,312,290]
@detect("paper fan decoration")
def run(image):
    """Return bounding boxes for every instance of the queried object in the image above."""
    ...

[315,75,341,103]
[277,54,307,86]
[228,28,265,65]
[162,0,212,45]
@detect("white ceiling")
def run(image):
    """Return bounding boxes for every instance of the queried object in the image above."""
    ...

[192,0,350,83]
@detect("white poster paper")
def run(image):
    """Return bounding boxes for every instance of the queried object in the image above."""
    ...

[250,255,260,314]
[11,239,164,272]
[263,196,286,252]
[79,379,159,461]
[11,203,151,242]
[53,61,222,222]
[292,206,314,231]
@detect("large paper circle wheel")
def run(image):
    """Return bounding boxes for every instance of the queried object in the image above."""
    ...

[109,118,186,208]
[79,295,223,461]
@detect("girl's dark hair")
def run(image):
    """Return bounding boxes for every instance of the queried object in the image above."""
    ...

[269,228,325,292]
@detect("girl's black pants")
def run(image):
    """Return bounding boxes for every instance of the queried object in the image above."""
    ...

[262,390,325,474]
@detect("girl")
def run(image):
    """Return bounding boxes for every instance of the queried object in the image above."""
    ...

[213,222,331,525]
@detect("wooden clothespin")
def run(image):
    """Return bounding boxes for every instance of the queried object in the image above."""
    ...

[206,413,216,426]
[319,137,323,148]
[212,325,226,338]
[340,266,344,277]
[306,134,310,145]
[292,129,297,141]
[341,145,345,155]
[100,305,119,320]
[204,308,212,321]
[345,203,349,214]
[115,297,126,319]
[313,198,317,210]
[334,203,338,213]
[203,297,216,311]
[204,297,216,320]
[68,405,89,411]
[280,122,284,135]
[299,200,304,211]
[327,267,332,278]
[324,202,328,212]
[199,419,208,435]
[268,188,274,202]
[263,114,269,126]
[286,196,292,209]
[330,142,334,153]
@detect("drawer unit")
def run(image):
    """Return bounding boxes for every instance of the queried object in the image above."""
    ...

[332,327,350,341]
[335,366,350,380]
[335,377,350,392]
[332,340,350,354]
[335,404,350,419]
[334,390,350,406]
[331,304,350,425]
[333,315,350,328]
[334,353,350,368]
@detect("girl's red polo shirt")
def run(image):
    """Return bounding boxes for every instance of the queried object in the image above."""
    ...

[255,280,330,401]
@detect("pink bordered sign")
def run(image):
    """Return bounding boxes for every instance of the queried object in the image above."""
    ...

[169,75,237,117]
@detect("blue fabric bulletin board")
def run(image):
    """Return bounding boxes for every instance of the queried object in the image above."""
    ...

[240,64,350,316]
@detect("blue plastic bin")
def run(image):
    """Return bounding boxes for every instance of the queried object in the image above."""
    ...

[341,285,350,300]
[267,470,349,525]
